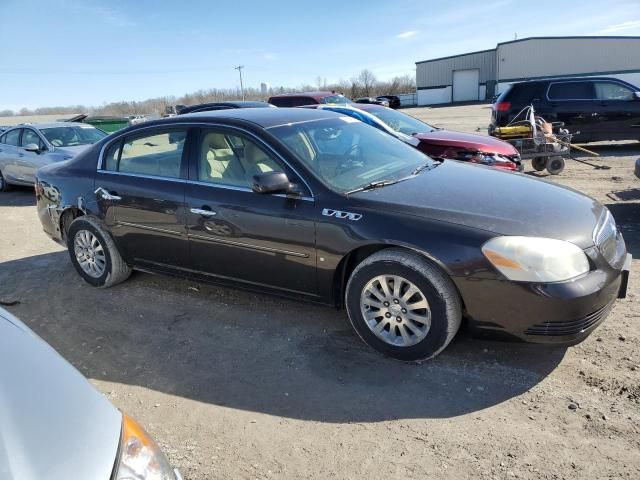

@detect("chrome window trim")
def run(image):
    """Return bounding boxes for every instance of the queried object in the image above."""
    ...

[187,179,313,202]
[97,121,315,199]
[545,79,634,102]
[96,169,187,183]
[94,171,313,201]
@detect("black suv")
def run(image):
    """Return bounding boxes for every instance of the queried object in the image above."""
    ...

[491,77,640,142]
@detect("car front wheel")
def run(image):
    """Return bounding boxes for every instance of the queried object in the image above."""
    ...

[0,170,11,192]
[67,216,131,288]
[345,249,462,361]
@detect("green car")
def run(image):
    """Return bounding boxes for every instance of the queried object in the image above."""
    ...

[64,114,130,134]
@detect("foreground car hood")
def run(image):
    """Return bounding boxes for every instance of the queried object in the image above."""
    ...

[414,130,517,156]
[354,161,602,248]
[0,309,121,480]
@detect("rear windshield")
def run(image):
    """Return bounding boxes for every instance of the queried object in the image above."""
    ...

[319,95,352,104]
[502,83,546,104]
[270,97,316,107]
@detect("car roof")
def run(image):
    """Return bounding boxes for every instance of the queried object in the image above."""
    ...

[180,101,274,113]
[513,76,635,86]
[269,91,343,100]
[167,107,344,129]
[5,122,91,130]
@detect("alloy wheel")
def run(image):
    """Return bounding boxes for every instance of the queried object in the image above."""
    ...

[360,275,431,347]
[73,230,106,278]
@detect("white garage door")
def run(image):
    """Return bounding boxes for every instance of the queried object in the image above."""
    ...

[452,69,479,102]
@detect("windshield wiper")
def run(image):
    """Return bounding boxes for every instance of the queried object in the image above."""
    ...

[411,161,440,176]
[345,179,400,195]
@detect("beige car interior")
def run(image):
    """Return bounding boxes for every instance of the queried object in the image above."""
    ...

[199,132,281,186]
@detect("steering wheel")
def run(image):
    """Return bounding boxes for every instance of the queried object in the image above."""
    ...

[343,143,361,157]
[335,144,364,175]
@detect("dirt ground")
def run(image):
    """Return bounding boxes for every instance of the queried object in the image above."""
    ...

[0,103,638,480]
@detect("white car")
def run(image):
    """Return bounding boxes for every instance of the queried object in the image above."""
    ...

[0,307,182,480]
[0,123,107,190]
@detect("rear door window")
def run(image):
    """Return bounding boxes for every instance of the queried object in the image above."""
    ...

[547,82,595,100]
[115,129,187,178]
[594,82,635,101]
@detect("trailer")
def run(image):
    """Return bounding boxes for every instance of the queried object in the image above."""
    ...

[490,106,574,175]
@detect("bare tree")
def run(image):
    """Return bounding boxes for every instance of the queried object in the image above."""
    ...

[358,69,377,97]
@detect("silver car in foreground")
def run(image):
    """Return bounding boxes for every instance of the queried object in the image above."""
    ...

[0,123,107,191]
[0,307,182,480]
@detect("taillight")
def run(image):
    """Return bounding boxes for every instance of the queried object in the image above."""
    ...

[495,101,511,112]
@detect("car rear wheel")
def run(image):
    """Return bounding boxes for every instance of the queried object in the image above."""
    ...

[67,216,131,288]
[345,249,462,361]
[0,170,11,192]
[531,157,546,171]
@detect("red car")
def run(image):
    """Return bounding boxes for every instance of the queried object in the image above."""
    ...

[268,91,351,107]
[309,103,521,171]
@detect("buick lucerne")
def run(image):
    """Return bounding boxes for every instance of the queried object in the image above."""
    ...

[35,108,630,361]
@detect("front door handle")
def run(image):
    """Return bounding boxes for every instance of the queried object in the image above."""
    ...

[94,186,121,201]
[190,207,216,217]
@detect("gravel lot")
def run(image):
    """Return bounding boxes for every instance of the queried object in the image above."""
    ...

[1,103,638,479]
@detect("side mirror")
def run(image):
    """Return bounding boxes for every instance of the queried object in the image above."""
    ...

[251,171,294,194]
[23,143,40,153]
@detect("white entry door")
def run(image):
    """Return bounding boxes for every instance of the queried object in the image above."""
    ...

[452,69,479,102]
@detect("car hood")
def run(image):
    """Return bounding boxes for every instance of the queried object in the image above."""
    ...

[352,160,602,249]
[53,144,94,157]
[414,130,517,156]
[0,308,121,480]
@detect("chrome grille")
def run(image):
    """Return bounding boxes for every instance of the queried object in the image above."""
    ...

[593,209,625,266]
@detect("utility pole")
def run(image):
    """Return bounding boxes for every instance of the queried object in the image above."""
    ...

[234,65,245,100]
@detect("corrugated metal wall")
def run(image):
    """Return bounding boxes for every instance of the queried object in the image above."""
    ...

[416,49,496,88]
[497,38,640,81]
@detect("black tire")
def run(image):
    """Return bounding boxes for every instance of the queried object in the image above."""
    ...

[66,216,131,288]
[345,248,462,362]
[0,170,11,192]
[546,156,565,175]
[531,157,546,171]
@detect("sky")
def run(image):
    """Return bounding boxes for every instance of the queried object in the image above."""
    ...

[1,0,639,110]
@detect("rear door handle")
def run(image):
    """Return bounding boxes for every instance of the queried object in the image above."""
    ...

[94,186,121,201]
[190,207,216,217]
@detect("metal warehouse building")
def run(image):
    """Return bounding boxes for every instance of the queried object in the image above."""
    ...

[416,36,640,106]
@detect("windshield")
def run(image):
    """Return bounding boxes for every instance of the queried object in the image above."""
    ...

[269,117,435,193]
[41,126,107,147]
[320,95,352,104]
[369,109,435,135]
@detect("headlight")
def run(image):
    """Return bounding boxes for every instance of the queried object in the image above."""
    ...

[482,236,589,282]
[113,414,178,480]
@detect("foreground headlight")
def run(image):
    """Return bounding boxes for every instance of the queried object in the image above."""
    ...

[113,414,178,480]
[482,236,589,282]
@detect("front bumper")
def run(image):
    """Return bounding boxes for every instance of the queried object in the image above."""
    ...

[457,253,631,344]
